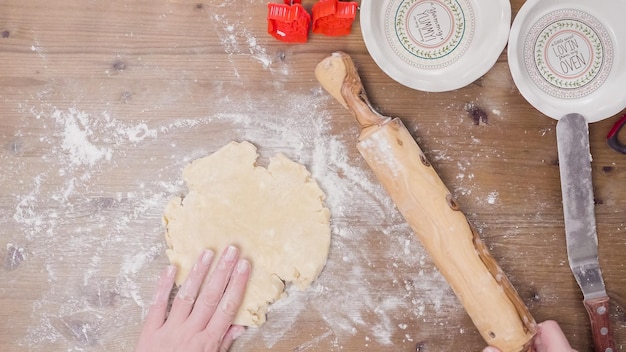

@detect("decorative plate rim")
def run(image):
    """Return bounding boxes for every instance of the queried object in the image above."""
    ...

[508,0,626,122]
[361,0,511,92]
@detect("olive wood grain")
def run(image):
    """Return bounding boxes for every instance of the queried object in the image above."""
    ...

[315,52,537,352]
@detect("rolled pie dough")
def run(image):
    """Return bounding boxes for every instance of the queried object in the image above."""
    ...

[164,141,331,326]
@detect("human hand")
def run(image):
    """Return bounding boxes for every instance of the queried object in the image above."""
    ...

[482,320,576,352]
[136,246,251,352]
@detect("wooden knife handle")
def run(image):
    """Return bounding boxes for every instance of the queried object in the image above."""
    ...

[315,52,537,352]
[584,296,615,352]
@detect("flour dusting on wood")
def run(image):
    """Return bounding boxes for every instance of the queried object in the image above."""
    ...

[6,94,458,351]
[1,4,460,352]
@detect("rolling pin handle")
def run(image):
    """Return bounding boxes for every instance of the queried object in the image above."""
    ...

[331,52,390,130]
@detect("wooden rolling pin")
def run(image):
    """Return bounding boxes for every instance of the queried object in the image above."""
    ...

[315,52,537,352]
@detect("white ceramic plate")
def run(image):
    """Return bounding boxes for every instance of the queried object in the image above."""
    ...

[508,0,626,122]
[360,0,511,92]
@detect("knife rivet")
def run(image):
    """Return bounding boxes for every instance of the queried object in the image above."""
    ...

[605,348,613,352]
[601,327,609,335]
[597,306,607,315]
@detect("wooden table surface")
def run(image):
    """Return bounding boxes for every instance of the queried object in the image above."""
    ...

[1,1,625,351]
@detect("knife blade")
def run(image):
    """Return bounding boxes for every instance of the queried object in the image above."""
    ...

[556,113,615,352]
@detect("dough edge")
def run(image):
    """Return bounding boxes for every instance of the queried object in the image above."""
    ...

[163,141,331,326]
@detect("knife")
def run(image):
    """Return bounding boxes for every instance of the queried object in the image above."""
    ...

[556,113,615,352]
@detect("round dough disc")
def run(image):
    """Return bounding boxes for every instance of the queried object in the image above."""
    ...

[164,141,331,326]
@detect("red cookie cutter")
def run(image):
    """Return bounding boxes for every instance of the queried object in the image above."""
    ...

[267,0,311,43]
[312,0,358,36]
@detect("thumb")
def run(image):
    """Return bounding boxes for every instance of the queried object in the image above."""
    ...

[533,320,574,352]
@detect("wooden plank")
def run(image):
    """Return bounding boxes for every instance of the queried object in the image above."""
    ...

[0,0,624,351]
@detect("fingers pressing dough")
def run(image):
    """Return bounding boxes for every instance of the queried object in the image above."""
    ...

[164,141,331,326]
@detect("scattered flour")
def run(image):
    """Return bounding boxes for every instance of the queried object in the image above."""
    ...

[52,108,113,167]
[212,8,288,75]
[8,93,458,351]
[30,40,47,60]
[3,6,460,352]
[487,191,499,205]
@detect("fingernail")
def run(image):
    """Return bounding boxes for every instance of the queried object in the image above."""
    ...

[150,289,161,305]
[225,245,238,261]
[166,265,177,278]
[237,259,249,274]
[201,249,213,266]
[232,327,246,340]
